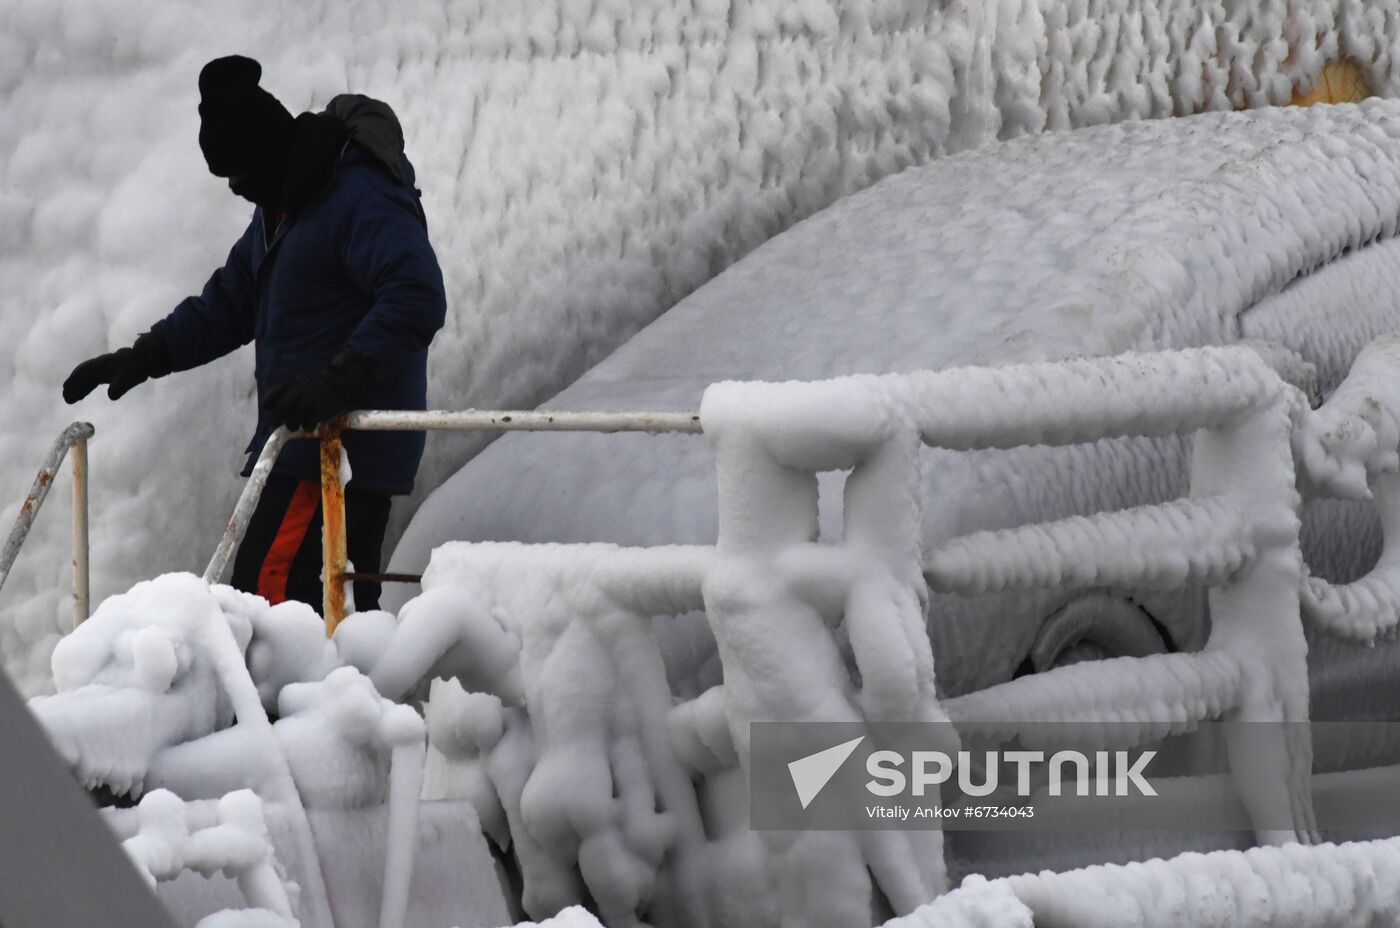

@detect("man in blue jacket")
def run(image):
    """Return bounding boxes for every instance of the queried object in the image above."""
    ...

[62,56,447,612]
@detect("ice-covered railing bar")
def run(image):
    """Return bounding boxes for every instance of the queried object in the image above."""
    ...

[205,427,294,585]
[1293,336,1400,645]
[121,789,296,922]
[904,348,1288,449]
[205,412,706,614]
[702,348,1289,464]
[884,836,1400,928]
[941,651,1242,746]
[925,495,1254,596]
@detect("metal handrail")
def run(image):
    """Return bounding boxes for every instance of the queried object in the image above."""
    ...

[1,422,94,628]
[202,427,296,587]
[204,408,704,635]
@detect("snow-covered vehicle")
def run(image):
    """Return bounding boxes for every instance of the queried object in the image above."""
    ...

[390,101,1400,705]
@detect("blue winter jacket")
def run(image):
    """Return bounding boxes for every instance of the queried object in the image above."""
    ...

[152,142,447,495]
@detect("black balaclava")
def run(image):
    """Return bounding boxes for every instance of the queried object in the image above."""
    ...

[197,56,295,208]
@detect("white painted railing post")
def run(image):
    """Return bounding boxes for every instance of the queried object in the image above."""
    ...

[0,422,95,619]
[203,428,296,585]
[71,432,89,628]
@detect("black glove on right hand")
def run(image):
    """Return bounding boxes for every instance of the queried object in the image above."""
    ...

[62,331,173,404]
[262,349,375,432]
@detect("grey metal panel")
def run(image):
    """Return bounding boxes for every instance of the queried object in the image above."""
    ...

[0,670,178,928]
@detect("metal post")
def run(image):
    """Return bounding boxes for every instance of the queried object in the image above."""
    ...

[203,428,295,585]
[71,435,89,627]
[320,424,349,636]
[1,422,94,602]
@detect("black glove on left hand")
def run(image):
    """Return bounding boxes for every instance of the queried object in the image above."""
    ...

[63,331,173,404]
[262,350,375,432]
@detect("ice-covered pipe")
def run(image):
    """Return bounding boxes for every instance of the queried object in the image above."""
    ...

[122,789,295,919]
[942,651,1243,746]
[701,348,1287,469]
[904,347,1287,450]
[884,837,1400,928]
[378,706,426,928]
[1302,470,1400,643]
[195,585,334,925]
[925,495,1255,596]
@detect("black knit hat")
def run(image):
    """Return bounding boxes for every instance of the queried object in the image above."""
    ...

[197,55,294,177]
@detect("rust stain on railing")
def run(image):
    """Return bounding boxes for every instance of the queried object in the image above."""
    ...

[319,419,349,637]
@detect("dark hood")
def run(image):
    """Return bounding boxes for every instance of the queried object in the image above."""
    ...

[325,93,411,186]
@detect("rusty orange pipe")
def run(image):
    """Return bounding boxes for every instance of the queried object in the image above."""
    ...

[319,422,349,636]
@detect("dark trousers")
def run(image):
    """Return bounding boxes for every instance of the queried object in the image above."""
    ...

[230,474,392,613]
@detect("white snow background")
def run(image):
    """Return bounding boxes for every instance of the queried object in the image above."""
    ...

[6,0,1400,694]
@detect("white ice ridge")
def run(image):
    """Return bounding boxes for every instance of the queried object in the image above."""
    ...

[122,789,297,926]
[882,837,1400,928]
[7,1,1400,697]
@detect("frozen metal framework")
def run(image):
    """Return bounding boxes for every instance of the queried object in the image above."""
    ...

[183,339,1400,926]
[203,409,704,631]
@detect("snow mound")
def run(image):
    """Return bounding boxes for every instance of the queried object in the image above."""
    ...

[8,1,1400,695]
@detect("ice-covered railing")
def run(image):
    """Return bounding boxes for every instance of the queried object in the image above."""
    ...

[881,836,1400,928]
[182,337,1400,927]
[400,337,1400,926]
[118,789,298,928]
[844,347,1316,846]
[701,345,1316,853]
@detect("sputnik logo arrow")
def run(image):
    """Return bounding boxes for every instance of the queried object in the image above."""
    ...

[788,736,865,809]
